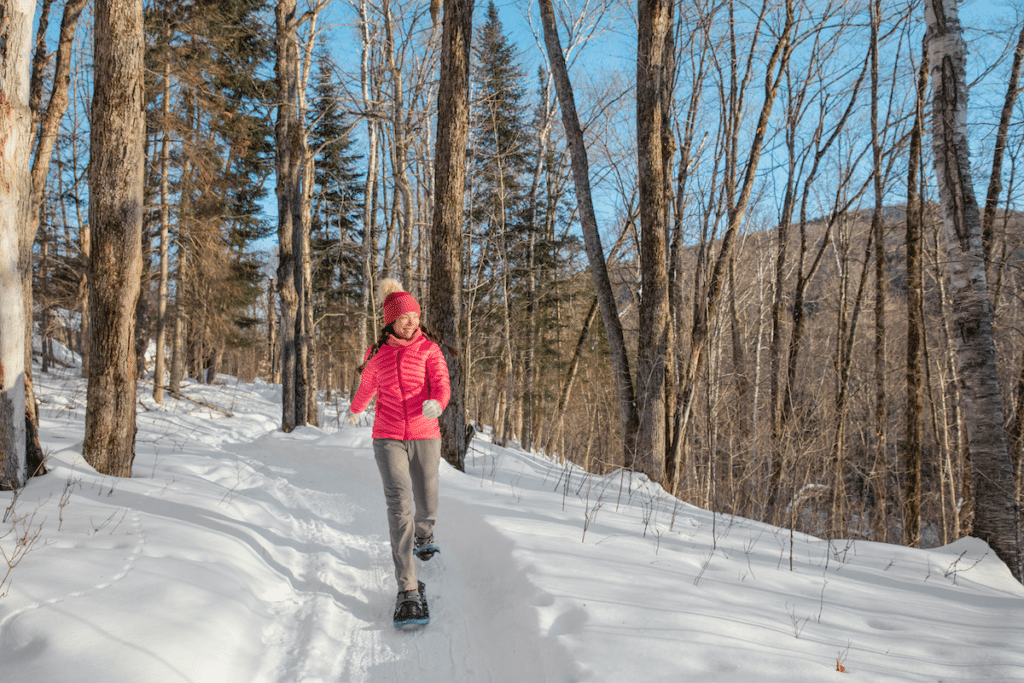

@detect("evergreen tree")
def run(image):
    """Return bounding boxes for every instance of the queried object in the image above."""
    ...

[467,0,533,407]
[142,0,275,379]
[470,1,531,245]
[307,54,365,358]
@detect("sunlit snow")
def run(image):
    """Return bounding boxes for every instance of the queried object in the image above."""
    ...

[1,349,1021,682]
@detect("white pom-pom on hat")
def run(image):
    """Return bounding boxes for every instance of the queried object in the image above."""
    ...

[378,278,404,306]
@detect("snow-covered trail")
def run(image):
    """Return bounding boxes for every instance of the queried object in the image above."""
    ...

[225,427,579,683]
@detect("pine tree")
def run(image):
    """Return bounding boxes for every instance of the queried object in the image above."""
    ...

[468,1,533,441]
[470,1,531,243]
[143,0,275,384]
[308,54,365,316]
[307,52,365,385]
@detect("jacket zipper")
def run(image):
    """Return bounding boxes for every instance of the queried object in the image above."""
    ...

[395,345,408,439]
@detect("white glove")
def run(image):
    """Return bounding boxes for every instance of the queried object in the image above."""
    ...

[422,399,442,419]
[345,411,361,425]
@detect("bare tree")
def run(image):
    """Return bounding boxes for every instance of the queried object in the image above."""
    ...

[153,58,172,404]
[21,0,86,474]
[0,0,35,489]
[634,0,673,481]
[84,0,145,477]
[982,22,1024,274]
[671,0,796,497]
[925,0,1021,581]
[538,0,640,468]
[903,36,929,548]
[352,0,379,397]
[869,0,888,543]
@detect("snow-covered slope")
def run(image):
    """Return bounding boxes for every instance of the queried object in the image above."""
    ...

[1,367,1021,682]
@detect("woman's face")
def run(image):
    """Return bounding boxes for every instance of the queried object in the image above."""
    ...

[394,311,420,339]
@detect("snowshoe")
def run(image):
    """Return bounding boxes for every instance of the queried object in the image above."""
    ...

[393,581,429,629]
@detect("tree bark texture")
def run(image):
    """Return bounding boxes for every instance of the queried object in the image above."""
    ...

[275,0,300,432]
[84,0,145,478]
[0,0,34,489]
[925,0,1021,581]
[903,37,929,547]
[354,0,377,400]
[634,0,673,483]
[869,0,888,543]
[428,0,473,470]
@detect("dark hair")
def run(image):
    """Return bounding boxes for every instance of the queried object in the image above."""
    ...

[356,323,459,374]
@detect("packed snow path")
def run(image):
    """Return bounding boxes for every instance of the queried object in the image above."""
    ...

[223,428,578,682]
[2,371,1023,682]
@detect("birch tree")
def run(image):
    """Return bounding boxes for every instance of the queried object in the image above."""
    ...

[925,0,1021,581]
[22,0,86,473]
[0,0,35,489]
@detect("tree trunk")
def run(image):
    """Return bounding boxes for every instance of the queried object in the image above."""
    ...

[429,0,473,470]
[154,59,171,404]
[498,219,515,449]
[869,0,888,543]
[354,0,377,399]
[0,0,34,489]
[84,0,145,478]
[634,0,673,482]
[538,0,639,468]
[169,205,188,398]
[78,217,90,378]
[521,76,553,455]
[928,218,970,536]
[275,0,300,432]
[925,0,1021,581]
[382,0,414,285]
[903,36,929,547]
[545,297,598,457]
[298,9,321,428]
[263,278,275,381]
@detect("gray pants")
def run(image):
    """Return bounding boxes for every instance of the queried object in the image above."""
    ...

[373,438,440,592]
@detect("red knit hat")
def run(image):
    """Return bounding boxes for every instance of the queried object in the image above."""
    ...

[379,278,420,326]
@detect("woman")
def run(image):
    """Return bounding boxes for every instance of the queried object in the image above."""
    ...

[347,279,450,627]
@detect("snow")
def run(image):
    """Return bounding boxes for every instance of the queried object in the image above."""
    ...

[2,362,1022,682]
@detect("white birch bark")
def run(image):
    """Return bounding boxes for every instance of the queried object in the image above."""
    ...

[0,0,35,488]
[925,0,1021,581]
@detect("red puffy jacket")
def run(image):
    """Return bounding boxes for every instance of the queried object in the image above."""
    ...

[350,329,451,440]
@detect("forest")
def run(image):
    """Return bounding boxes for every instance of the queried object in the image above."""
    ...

[1,0,1023,582]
